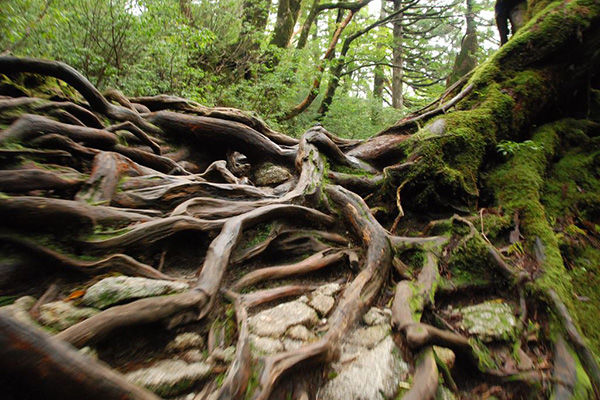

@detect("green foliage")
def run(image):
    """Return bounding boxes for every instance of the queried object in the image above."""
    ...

[0,0,496,136]
[496,140,542,158]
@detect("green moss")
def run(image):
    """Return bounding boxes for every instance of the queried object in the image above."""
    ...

[241,222,273,250]
[487,119,600,361]
[447,237,494,285]
[488,121,570,298]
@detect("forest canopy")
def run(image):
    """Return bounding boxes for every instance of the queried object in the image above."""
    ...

[0,0,600,400]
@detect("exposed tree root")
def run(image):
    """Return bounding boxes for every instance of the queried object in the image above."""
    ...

[231,248,352,291]
[0,234,174,280]
[57,205,333,347]
[0,311,160,400]
[2,41,599,399]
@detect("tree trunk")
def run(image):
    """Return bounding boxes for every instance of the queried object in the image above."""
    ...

[270,0,304,48]
[447,0,479,86]
[372,1,386,101]
[391,0,404,109]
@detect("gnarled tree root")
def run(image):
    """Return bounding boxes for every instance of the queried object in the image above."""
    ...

[0,311,160,400]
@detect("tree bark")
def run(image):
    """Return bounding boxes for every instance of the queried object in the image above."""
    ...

[391,0,404,109]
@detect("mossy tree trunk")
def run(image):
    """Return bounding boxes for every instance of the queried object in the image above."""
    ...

[447,0,479,87]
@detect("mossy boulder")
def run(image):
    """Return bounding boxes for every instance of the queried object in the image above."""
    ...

[81,276,189,309]
[456,301,517,342]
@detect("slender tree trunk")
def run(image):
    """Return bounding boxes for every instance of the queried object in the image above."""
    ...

[270,0,304,48]
[391,0,404,110]
[447,0,479,86]
[297,0,320,49]
[372,1,387,101]
[281,10,355,120]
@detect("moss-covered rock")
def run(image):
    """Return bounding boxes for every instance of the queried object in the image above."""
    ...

[457,301,517,342]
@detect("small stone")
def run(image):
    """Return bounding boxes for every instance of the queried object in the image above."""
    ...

[433,346,456,369]
[283,338,305,351]
[314,283,341,296]
[286,325,316,341]
[348,325,390,348]
[253,163,292,186]
[248,301,319,338]
[362,307,390,326]
[1,296,36,326]
[182,349,205,363]
[427,118,446,135]
[82,276,189,309]
[167,332,204,352]
[211,346,236,363]
[309,294,335,316]
[79,346,98,360]
[458,301,517,342]
[319,336,408,400]
[125,360,212,397]
[297,295,309,303]
[38,301,99,331]
[249,335,284,356]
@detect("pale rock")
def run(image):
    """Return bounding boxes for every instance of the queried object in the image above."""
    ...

[458,301,517,342]
[314,283,341,296]
[286,324,316,341]
[309,294,335,316]
[319,336,409,400]
[211,346,236,363]
[362,307,391,326]
[297,295,309,303]
[283,338,305,351]
[248,301,318,338]
[125,359,211,397]
[249,334,283,356]
[0,296,36,326]
[433,346,456,369]
[38,301,99,331]
[348,324,390,348]
[82,276,189,309]
[167,332,204,352]
[79,346,98,360]
[254,163,292,186]
[183,349,205,363]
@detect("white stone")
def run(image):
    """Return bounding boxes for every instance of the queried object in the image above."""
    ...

[286,324,316,341]
[362,307,391,326]
[458,301,517,342]
[254,163,292,186]
[347,325,390,348]
[283,338,305,351]
[433,346,456,369]
[167,332,204,352]
[309,294,335,316]
[248,301,318,338]
[125,360,211,397]
[82,276,189,309]
[314,283,342,296]
[319,336,409,400]
[211,346,236,363]
[249,334,284,356]
[0,296,36,326]
[38,301,99,331]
